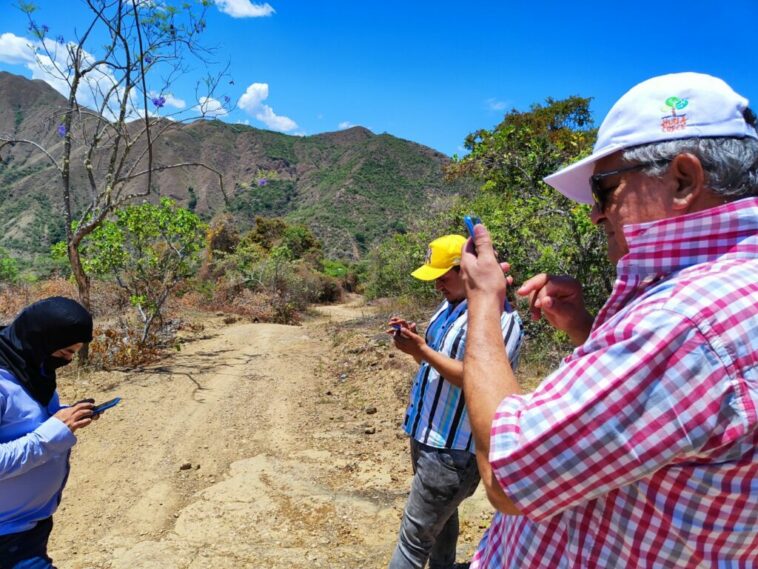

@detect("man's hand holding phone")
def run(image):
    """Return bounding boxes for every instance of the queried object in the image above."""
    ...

[464,215,481,242]
[460,218,509,307]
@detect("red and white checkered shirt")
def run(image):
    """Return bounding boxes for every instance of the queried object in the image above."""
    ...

[472,197,758,568]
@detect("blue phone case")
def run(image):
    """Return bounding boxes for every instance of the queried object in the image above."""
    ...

[92,397,121,415]
[464,215,481,237]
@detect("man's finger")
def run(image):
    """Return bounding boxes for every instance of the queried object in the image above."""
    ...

[472,224,497,258]
[517,273,550,297]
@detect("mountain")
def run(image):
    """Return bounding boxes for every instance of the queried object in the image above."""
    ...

[0,71,474,262]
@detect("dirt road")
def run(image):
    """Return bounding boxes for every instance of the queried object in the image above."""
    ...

[51,297,494,568]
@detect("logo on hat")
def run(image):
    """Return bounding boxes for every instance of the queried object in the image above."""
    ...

[661,96,689,133]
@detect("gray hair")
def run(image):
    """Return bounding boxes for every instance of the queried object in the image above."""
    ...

[622,134,758,200]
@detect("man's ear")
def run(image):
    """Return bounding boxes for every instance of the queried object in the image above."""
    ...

[669,153,707,212]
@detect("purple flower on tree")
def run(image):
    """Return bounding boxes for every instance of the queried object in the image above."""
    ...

[223,95,231,104]
[257,178,268,187]
[151,96,166,109]
[41,24,49,34]
[56,124,67,137]
[56,35,65,45]
[144,54,153,64]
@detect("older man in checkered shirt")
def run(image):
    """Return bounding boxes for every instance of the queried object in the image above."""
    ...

[460,72,758,568]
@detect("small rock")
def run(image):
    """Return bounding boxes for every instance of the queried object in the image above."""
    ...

[364,426,376,435]
[179,462,192,471]
[326,390,333,396]
[365,406,377,415]
[388,353,395,358]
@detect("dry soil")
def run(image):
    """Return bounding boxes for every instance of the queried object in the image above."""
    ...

[50,296,496,569]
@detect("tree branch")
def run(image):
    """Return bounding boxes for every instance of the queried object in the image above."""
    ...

[0,137,63,173]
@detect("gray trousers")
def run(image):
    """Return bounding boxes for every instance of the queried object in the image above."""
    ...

[388,439,481,569]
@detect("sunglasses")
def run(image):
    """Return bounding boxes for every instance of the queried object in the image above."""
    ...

[590,160,670,212]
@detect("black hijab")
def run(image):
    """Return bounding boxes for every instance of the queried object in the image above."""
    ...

[0,297,93,406]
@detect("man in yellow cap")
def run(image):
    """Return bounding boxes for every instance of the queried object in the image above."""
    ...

[387,234,522,569]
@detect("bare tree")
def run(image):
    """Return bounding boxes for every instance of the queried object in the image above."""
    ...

[0,0,230,312]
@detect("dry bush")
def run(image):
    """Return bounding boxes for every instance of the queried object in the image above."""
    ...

[372,295,437,329]
[189,260,344,326]
[0,279,79,322]
[88,324,163,370]
[0,279,128,324]
[88,281,131,319]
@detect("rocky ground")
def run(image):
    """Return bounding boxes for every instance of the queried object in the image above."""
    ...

[49,296,503,568]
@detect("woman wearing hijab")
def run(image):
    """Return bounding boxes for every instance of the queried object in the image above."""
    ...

[0,297,96,568]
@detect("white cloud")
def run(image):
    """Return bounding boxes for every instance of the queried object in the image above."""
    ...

[1,32,196,123]
[255,105,296,131]
[237,82,297,132]
[0,32,36,64]
[26,41,128,120]
[0,33,135,121]
[238,82,268,109]
[338,121,355,130]
[195,96,229,118]
[215,0,275,18]
[162,93,186,110]
[486,98,509,112]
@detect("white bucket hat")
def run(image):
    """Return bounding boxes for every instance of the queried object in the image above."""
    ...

[544,72,758,204]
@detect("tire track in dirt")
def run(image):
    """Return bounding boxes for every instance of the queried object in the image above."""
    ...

[49,298,413,569]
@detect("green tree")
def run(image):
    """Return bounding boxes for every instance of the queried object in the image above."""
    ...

[446,97,613,354]
[447,97,612,290]
[446,97,614,324]
[0,1,228,316]
[362,97,613,363]
[79,198,206,343]
[363,230,438,302]
[0,247,19,283]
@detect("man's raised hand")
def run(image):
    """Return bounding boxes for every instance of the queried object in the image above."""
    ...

[517,273,594,346]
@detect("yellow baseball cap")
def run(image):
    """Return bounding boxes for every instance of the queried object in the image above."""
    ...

[411,234,467,281]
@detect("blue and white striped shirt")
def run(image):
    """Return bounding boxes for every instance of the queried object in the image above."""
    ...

[403,299,522,452]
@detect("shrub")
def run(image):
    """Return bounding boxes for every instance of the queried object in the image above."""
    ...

[0,248,19,284]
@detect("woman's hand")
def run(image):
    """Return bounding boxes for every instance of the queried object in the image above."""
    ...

[54,401,95,432]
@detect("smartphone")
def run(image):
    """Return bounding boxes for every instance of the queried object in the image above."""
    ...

[391,323,402,336]
[92,397,121,415]
[464,215,481,238]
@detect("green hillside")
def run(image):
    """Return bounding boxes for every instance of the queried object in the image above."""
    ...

[0,71,475,265]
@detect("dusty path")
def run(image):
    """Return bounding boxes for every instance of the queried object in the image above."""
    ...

[51,297,493,568]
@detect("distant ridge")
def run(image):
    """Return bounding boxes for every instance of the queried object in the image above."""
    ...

[0,71,474,261]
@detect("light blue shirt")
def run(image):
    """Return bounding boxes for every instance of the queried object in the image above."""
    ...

[0,368,76,535]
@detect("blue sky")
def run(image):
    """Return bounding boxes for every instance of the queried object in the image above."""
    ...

[1,0,757,156]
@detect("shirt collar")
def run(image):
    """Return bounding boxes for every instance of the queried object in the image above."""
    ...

[617,196,758,279]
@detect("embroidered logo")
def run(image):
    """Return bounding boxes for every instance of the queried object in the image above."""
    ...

[660,96,689,133]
